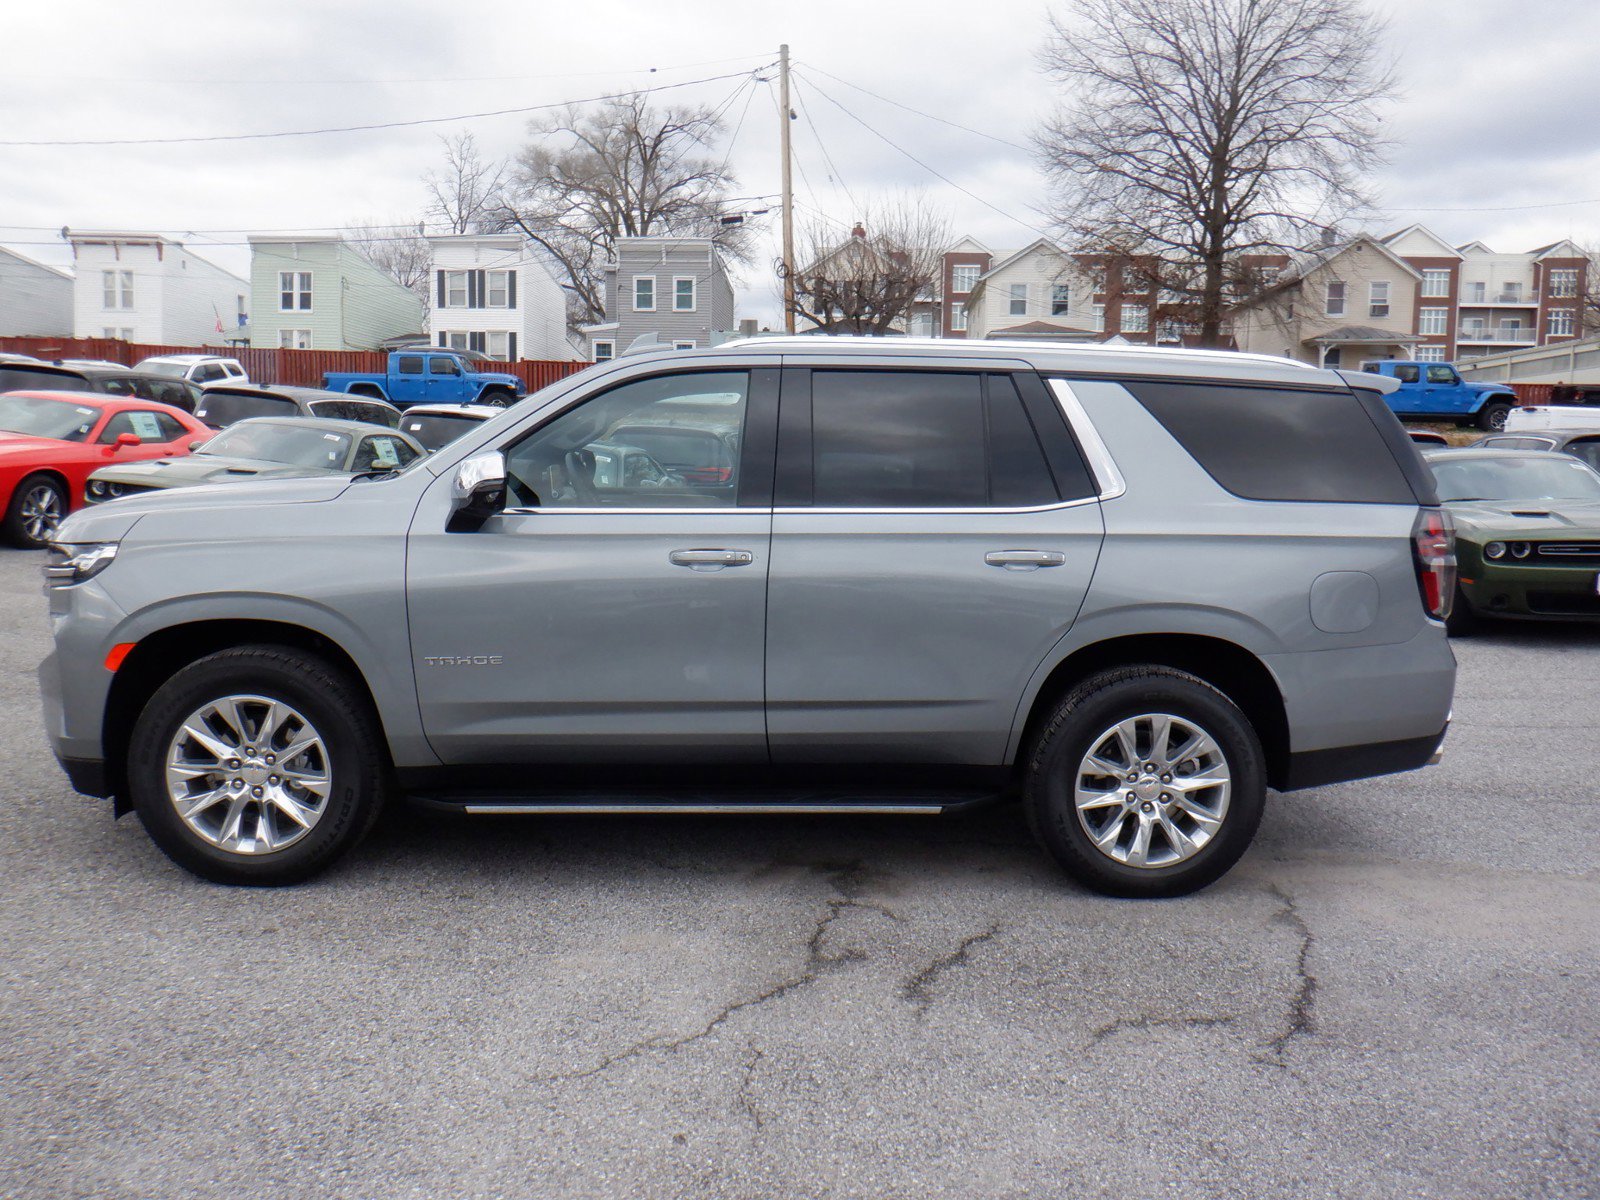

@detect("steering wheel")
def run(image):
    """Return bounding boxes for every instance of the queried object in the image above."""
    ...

[564,448,599,505]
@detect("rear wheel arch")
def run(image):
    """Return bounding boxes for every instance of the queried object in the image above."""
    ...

[102,619,388,808]
[347,383,388,401]
[1014,633,1291,790]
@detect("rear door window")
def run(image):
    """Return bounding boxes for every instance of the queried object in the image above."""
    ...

[1565,438,1600,472]
[1119,380,1416,504]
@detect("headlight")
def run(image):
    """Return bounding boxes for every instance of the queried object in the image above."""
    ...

[1484,541,1506,560]
[1511,542,1531,559]
[85,479,124,503]
[44,542,119,587]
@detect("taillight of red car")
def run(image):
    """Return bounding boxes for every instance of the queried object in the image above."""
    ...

[1412,507,1456,621]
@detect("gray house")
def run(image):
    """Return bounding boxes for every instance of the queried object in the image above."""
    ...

[0,245,73,337]
[580,237,735,362]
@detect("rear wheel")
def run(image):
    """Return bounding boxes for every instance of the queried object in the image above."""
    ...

[3,473,65,548]
[1477,401,1512,432]
[1023,666,1266,898]
[127,646,388,885]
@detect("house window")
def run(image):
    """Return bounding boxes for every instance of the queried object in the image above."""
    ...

[1500,282,1523,302]
[1463,281,1486,303]
[1421,269,1450,297]
[673,340,696,350]
[279,271,312,312]
[1325,281,1346,316]
[236,294,247,323]
[950,264,980,293]
[1050,284,1071,316]
[1008,283,1027,316]
[1415,346,1446,362]
[101,270,133,310]
[486,331,511,360]
[1091,267,1108,293]
[1368,281,1390,318]
[279,329,312,349]
[633,277,655,311]
[949,301,967,331]
[1549,309,1574,337]
[438,331,470,352]
[101,327,133,340]
[1122,304,1149,333]
[444,271,469,308]
[1418,307,1448,336]
[593,340,615,363]
[487,271,511,308]
[1092,303,1106,332]
[673,278,696,312]
[1549,269,1578,298]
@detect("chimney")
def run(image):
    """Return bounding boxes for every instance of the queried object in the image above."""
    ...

[851,223,866,239]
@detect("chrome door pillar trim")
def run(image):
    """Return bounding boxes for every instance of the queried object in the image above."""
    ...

[1047,378,1127,501]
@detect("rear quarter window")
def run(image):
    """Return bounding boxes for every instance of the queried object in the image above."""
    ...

[1122,381,1416,504]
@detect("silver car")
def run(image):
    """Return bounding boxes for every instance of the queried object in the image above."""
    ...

[38,338,1457,896]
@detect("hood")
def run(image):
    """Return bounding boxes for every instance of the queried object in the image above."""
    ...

[91,454,337,488]
[0,431,81,459]
[1448,499,1600,537]
[56,474,356,545]
[475,371,522,387]
[1466,382,1516,396]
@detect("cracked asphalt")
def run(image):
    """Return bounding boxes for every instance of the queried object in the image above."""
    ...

[2,552,1598,1200]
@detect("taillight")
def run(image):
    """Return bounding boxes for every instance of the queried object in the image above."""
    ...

[1412,507,1456,621]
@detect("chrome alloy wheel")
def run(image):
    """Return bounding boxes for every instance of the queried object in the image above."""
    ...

[1073,713,1231,869]
[164,694,332,855]
[21,483,62,543]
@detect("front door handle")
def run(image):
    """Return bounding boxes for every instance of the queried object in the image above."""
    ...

[669,548,754,571]
[985,550,1066,571]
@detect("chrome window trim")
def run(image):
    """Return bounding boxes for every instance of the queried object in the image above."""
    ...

[502,495,1101,517]
[1046,377,1127,501]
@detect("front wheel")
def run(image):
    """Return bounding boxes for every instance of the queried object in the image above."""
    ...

[1477,401,1512,432]
[479,388,516,408]
[3,473,65,548]
[1023,666,1267,898]
[127,646,389,885]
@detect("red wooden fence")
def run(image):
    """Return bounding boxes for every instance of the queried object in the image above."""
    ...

[0,336,588,393]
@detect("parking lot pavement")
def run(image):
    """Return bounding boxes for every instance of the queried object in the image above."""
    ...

[1,550,1597,1200]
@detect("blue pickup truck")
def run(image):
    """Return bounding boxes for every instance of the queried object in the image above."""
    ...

[323,351,525,411]
[1359,360,1519,431]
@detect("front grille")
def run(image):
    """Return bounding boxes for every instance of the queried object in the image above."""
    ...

[1527,591,1600,616]
[1534,542,1600,566]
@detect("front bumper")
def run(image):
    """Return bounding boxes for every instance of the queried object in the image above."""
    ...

[1460,561,1600,620]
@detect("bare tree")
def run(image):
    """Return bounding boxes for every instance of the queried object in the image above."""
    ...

[1036,0,1394,347]
[500,93,752,325]
[424,133,509,235]
[343,219,433,314]
[791,201,950,334]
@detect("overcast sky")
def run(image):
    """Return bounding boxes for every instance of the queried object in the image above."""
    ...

[6,0,1600,329]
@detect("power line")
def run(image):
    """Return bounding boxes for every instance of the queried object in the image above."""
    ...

[799,64,1033,153]
[795,71,1054,241]
[0,66,775,148]
[790,77,860,212]
[1384,197,1600,214]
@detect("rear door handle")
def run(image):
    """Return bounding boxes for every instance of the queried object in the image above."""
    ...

[669,548,754,571]
[985,550,1066,571]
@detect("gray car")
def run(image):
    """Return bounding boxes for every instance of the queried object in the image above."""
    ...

[38,338,1457,896]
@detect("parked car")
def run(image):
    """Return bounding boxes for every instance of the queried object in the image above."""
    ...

[86,417,425,503]
[1424,447,1600,631]
[397,403,503,452]
[40,339,1456,896]
[0,391,209,547]
[135,354,249,387]
[323,350,525,410]
[1503,405,1600,434]
[1470,429,1600,472]
[1360,360,1519,431]
[0,360,202,414]
[192,384,401,430]
[1406,428,1450,446]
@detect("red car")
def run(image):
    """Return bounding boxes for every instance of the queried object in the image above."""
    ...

[0,390,210,548]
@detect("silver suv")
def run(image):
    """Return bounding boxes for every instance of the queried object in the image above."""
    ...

[39,339,1457,896]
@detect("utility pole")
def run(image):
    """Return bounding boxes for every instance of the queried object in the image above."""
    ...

[779,43,796,334]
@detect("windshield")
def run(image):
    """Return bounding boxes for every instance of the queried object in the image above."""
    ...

[194,393,298,427]
[401,413,481,451]
[0,366,91,394]
[138,362,188,379]
[199,422,351,470]
[0,395,100,441]
[1431,456,1600,503]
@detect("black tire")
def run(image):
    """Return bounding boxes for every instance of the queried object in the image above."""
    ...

[3,473,66,548]
[479,388,515,408]
[127,645,389,885]
[1445,586,1479,637]
[1477,401,1512,432]
[1023,665,1267,898]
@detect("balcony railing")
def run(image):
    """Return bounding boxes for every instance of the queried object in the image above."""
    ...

[1458,290,1539,306]
[1456,326,1538,343]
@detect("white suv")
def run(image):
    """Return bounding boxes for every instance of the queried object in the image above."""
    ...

[134,355,249,388]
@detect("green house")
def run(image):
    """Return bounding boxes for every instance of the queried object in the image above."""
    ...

[248,236,424,350]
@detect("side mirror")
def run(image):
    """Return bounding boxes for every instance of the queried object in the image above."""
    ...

[114,432,140,450]
[187,439,206,452]
[447,450,507,533]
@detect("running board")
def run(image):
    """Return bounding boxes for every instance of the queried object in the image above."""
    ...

[461,801,950,816]
[407,792,998,816]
